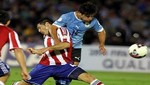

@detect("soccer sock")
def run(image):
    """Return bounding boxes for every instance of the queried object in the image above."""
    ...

[12,82,19,85]
[0,81,4,85]
[90,79,104,85]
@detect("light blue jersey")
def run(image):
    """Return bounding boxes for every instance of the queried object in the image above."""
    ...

[53,12,104,48]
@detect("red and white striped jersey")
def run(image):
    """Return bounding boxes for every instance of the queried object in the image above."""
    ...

[39,27,72,66]
[0,24,22,56]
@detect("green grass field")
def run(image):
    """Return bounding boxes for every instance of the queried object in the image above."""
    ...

[7,67,150,85]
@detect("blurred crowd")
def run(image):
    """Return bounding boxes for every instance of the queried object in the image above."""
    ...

[0,0,150,46]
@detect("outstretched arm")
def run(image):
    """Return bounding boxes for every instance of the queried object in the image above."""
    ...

[28,42,70,55]
[98,30,106,55]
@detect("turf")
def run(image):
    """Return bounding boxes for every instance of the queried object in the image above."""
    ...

[7,67,150,85]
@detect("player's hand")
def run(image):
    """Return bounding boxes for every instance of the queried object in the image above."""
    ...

[99,46,106,55]
[21,70,30,80]
[27,48,44,55]
[27,48,35,54]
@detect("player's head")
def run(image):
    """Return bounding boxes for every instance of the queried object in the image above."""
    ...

[0,10,10,26]
[37,18,53,35]
[78,2,97,22]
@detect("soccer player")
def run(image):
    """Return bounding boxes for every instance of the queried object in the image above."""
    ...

[50,2,106,66]
[13,18,104,85]
[0,10,30,85]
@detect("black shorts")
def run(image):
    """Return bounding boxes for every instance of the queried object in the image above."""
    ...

[72,48,81,62]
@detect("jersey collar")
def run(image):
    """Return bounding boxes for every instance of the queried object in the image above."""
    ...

[74,12,82,21]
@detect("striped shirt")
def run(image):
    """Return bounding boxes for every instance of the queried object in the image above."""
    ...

[39,27,72,66]
[0,24,22,56]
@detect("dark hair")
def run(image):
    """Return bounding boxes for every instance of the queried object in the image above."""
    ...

[37,17,53,25]
[79,2,97,16]
[0,10,10,24]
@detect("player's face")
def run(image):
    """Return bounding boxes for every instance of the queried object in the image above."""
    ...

[37,24,48,35]
[80,14,94,22]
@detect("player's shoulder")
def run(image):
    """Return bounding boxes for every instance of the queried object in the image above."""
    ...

[63,11,74,15]
[62,11,74,17]
[92,18,99,22]
[91,18,101,24]
[0,25,14,32]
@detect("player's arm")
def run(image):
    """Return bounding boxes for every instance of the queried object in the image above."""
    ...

[51,14,69,44]
[44,42,70,51]
[28,42,70,55]
[14,48,29,80]
[98,29,106,48]
[98,29,106,55]
[9,31,29,80]
[50,25,60,44]
[94,19,106,55]
[14,48,27,71]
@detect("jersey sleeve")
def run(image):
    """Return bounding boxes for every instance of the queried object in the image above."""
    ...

[52,14,69,27]
[93,19,104,32]
[57,27,71,43]
[9,31,22,51]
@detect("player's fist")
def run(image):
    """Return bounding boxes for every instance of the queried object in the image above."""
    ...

[27,48,35,54]
[99,46,106,55]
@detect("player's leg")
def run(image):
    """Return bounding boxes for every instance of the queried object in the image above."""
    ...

[72,48,81,66]
[78,73,104,85]
[68,66,104,85]
[0,61,10,84]
[0,73,10,84]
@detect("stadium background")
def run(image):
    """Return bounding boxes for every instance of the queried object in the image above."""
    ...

[0,0,150,85]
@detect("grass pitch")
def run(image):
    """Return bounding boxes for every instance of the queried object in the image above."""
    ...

[7,67,150,85]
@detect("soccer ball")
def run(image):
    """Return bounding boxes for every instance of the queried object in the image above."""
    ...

[128,44,148,59]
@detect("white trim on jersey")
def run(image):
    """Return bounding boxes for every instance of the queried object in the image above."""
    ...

[9,31,22,51]
[97,27,104,32]
[52,23,61,28]
[96,21,104,32]
[74,12,82,21]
